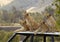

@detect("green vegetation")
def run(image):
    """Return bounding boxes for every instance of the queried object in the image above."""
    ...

[0,30,20,42]
[0,7,24,26]
[0,30,60,42]
[53,0,60,31]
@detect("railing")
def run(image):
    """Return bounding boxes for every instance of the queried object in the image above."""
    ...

[7,31,60,42]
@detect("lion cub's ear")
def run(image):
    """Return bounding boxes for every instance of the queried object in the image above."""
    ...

[24,13,30,18]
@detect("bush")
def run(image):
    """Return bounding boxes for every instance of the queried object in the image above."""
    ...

[0,30,20,42]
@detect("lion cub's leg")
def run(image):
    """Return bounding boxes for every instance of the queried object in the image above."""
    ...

[14,20,31,32]
[14,27,25,32]
[20,20,32,31]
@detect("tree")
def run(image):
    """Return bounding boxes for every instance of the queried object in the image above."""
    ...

[53,0,60,14]
[53,0,60,29]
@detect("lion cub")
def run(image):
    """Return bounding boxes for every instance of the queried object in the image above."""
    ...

[24,13,40,30]
[44,14,57,32]
[34,14,57,33]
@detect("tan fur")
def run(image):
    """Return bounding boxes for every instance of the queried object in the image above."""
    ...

[45,14,57,32]
[24,13,40,30]
[15,12,57,33]
[19,20,32,31]
[34,21,49,34]
[24,13,50,33]
[35,14,57,33]
[14,20,31,32]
